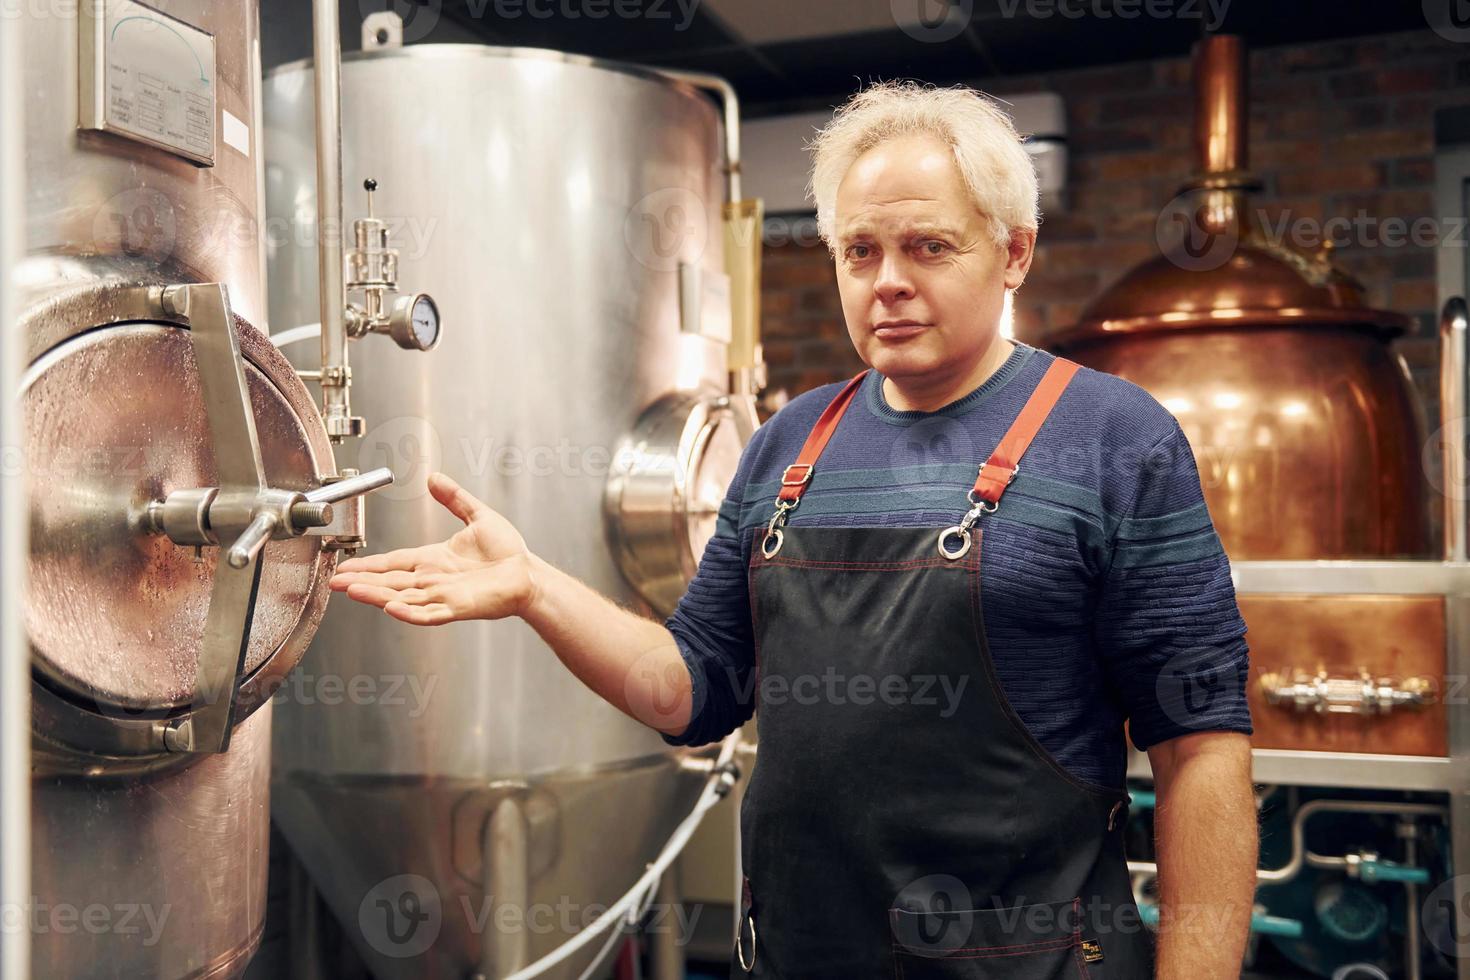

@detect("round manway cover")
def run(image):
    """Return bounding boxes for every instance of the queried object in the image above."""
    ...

[24,321,331,712]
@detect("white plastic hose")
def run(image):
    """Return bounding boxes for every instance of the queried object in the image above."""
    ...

[503,731,743,980]
[270,322,323,348]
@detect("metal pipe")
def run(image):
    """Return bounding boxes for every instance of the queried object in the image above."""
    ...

[312,0,351,439]
[303,466,393,505]
[0,6,31,977]
[1402,822,1422,980]
[1194,35,1247,177]
[1440,297,1468,561]
[655,69,741,202]
[1127,799,1447,884]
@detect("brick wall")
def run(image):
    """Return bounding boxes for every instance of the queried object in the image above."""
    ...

[757,28,1470,423]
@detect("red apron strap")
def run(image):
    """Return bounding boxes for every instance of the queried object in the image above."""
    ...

[774,355,1080,510]
[971,357,1079,504]
[776,370,869,505]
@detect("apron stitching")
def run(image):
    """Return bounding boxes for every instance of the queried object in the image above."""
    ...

[1072,897,1093,979]
[758,557,970,571]
[894,935,1080,954]
[898,941,1080,961]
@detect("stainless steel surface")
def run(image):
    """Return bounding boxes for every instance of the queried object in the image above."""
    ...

[605,392,756,614]
[30,704,274,980]
[304,465,394,505]
[0,5,29,975]
[265,44,738,978]
[18,1,336,976]
[77,0,218,167]
[312,0,354,441]
[1129,746,1460,792]
[1436,136,1470,980]
[1230,560,1470,595]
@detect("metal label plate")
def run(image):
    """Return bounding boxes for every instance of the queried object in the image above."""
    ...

[79,0,216,166]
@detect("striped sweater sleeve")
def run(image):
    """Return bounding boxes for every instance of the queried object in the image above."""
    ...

[657,425,770,747]
[1093,419,1253,752]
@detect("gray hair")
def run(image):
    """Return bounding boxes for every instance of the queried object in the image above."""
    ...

[806,80,1041,251]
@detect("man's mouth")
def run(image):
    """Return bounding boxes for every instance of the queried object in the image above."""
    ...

[873,320,930,340]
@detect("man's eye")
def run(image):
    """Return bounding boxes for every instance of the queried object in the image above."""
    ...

[846,244,873,260]
[921,241,949,255]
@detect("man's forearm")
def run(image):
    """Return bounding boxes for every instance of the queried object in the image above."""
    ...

[519,553,695,738]
[1151,734,1257,979]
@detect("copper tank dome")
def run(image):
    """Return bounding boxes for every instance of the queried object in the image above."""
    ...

[1036,34,1431,562]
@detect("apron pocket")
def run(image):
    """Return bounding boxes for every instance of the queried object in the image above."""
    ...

[889,897,1092,980]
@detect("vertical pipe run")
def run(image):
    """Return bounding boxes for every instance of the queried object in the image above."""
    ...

[312,0,351,438]
[656,70,742,203]
[1441,298,1469,561]
[1194,34,1247,177]
[654,70,767,396]
[0,7,30,978]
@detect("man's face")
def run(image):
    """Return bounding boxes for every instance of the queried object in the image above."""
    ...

[832,134,1033,383]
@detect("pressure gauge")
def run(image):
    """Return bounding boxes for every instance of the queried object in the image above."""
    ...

[387,293,442,351]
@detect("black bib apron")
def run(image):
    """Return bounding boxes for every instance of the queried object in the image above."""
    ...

[732,358,1156,980]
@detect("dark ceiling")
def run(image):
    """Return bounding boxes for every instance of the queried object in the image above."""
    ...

[406,0,1437,116]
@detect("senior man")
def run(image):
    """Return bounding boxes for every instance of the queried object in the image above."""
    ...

[331,81,1258,979]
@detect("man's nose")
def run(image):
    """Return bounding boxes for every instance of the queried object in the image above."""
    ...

[874,255,915,304]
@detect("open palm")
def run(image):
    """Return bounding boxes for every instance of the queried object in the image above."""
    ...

[328,472,537,626]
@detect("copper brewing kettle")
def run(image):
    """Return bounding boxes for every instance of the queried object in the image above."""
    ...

[1034,35,1431,560]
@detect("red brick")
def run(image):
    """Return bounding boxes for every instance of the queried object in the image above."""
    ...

[1079,150,1192,184]
[1391,279,1438,314]
[1023,271,1101,303]
[1328,70,1378,100]
[1037,212,1098,242]
[1276,163,1385,196]
[1070,182,1161,215]
[1389,157,1435,188]
[1331,128,1436,161]
[1396,336,1437,373]
[1268,41,1359,74]
[1251,139,1323,170]
[1154,57,1193,89]
[761,290,795,316]
[1378,67,1447,96]
[762,255,836,290]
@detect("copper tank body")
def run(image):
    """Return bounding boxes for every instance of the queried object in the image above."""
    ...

[1035,36,1443,755]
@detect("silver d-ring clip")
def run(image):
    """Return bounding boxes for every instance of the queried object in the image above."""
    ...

[737,910,757,972]
[937,526,972,560]
[760,500,795,559]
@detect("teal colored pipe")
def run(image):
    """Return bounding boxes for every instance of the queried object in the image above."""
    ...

[1358,860,1430,885]
[1136,902,1304,939]
[1128,789,1156,811]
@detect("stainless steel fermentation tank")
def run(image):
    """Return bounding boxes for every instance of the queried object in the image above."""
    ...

[264,45,755,978]
[15,2,376,977]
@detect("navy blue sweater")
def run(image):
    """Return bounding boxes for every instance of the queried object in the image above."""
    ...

[663,340,1252,789]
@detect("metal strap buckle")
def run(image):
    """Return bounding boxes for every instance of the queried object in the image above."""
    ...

[977,459,1019,487]
[781,463,814,488]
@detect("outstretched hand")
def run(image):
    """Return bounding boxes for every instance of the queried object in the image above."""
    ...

[328,472,539,626]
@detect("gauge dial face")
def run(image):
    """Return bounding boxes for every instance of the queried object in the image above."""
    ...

[410,295,440,350]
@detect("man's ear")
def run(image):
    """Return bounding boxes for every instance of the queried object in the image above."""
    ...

[1003,229,1036,290]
